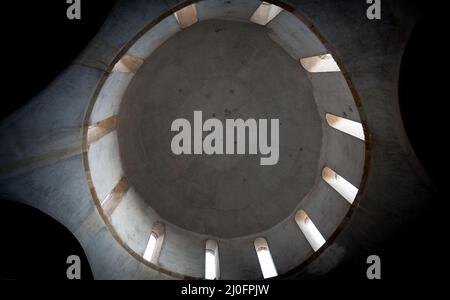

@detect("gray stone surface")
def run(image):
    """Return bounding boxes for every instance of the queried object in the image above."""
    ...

[88,131,123,201]
[90,72,134,124]
[267,10,328,59]
[128,14,181,59]
[196,0,261,22]
[118,19,322,238]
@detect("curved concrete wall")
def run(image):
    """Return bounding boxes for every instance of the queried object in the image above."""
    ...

[84,0,366,279]
[283,0,434,278]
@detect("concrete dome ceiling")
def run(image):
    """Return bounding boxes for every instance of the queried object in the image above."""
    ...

[0,0,433,281]
[118,19,322,237]
[86,0,366,279]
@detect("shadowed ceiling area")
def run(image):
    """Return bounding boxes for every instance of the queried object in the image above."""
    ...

[118,19,322,237]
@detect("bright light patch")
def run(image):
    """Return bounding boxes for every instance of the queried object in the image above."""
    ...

[300,54,340,73]
[322,167,359,204]
[174,4,198,28]
[205,239,219,280]
[295,210,325,252]
[143,233,157,262]
[254,238,277,279]
[326,113,365,141]
[256,248,277,278]
[250,2,283,26]
[205,250,217,280]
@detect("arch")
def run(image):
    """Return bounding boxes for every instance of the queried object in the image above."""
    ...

[254,237,277,279]
[295,210,325,252]
[322,167,358,204]
[205,239,220,280]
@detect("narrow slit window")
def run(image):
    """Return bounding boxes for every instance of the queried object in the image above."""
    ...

[143,233,157,261]
[295,210,325,252]
[300,54,340,73]
[101,176,129,217]
[250,2,283,26]
[254,238,277,279]
[322,167,358,204]
[326,113,365,141]
[205,240,220,280]
[174,4,198,29]
[143,223,165,264]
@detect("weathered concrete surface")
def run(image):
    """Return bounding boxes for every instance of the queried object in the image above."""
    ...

[196,0,261,22]
[90,73,134,124]
[128,14,181,60]
[88,131,123,202]
[267,10,328,59]
[75,0,169,71]
[0,65,101,179]
[118,19,322,238]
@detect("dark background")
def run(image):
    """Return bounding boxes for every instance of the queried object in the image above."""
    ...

[0,0,442,281]
[0,0,116,280]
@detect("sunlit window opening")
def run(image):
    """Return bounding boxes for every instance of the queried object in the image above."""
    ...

[100,176,129,217]
[326,113,365,141]
[112,54,144,73]
[143,232,158,261]
[205,240,220,280]
[322,167,359,204]
[300,54,340,73]
[254,238,277,279]
[250,2,283,26]
[295,210,326,252]
[87,115,117,145]
[142,223,165,264]
[174,4,198,29]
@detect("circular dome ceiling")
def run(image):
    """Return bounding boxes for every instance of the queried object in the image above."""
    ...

[118,19,321,238]
[84,0,368,280]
